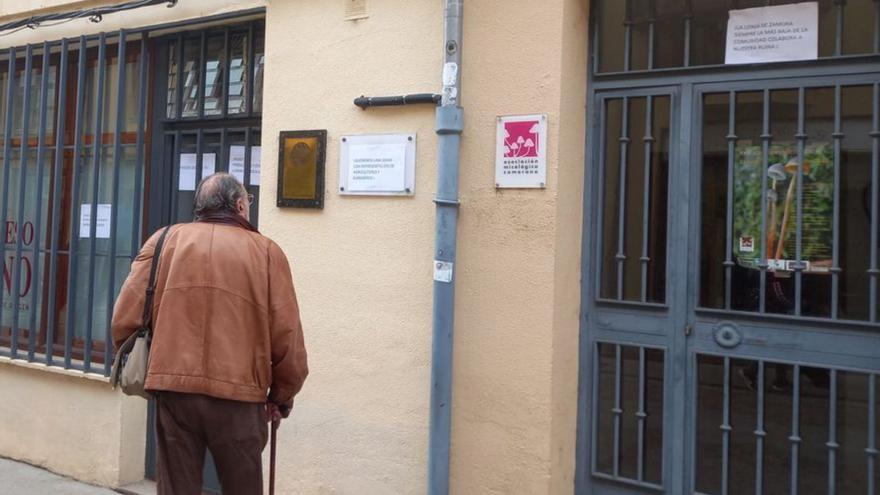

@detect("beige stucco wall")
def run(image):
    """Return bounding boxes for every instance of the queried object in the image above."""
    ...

[0,0,589,493]
[0,359,147,487]
[260,1,587,493]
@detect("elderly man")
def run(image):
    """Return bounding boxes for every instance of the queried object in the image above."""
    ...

[112,173,308,495]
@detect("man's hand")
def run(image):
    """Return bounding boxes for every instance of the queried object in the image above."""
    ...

[266,402,283,426]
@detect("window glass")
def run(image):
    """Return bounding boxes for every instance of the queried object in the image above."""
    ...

[204,35,225,117]
[166,40,178,119]
[253,34,265,113]
[0,39,146,367]
[842,0,877,54]
[228,32,249,115]
[597,0,626,73]
[599,96,670,303]
[181,37,200,117]
[594,0,879,73]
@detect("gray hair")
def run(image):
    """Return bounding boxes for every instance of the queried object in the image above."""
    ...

[194,173,245,218]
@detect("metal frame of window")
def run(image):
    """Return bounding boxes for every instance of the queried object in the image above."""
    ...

[0,9,266,377]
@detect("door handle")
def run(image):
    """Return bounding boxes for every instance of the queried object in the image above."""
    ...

[684,324,693,337]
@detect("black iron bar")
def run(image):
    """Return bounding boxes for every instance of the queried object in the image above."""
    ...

[64,36,88,369]
[832,85,843,319]
[104,30,127,376]
[83,32,107,373]
[130,35,147,260]
[45,39,69,366]
[29,41,51,361]
[724,92,737,310]
[11,44,34,359]
[0,47,17,357]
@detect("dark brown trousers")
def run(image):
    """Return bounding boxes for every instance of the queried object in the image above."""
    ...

[155,392,268,495]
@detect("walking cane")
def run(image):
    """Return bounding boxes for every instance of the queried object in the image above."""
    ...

[269,418,279,495]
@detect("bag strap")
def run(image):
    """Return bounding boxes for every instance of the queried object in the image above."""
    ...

[141,225,173,334]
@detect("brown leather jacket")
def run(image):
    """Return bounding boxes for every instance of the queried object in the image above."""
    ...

[111,221,308,413]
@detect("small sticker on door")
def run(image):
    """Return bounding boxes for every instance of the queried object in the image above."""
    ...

[739,236,755,253]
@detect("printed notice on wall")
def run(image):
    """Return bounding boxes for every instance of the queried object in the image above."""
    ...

[347,143,406,192]
[495,114,548,189]
[80,204,112,238]
[229,146,261,186]
[725,2,818,64]
[178,153,217,191]
[339,134,416,195]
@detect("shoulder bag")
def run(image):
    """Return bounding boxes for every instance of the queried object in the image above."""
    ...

[110,225,172,398]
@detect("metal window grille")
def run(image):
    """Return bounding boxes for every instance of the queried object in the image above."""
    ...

[0,19,264,377]
[0,32,149,376]
[592,0,880,74]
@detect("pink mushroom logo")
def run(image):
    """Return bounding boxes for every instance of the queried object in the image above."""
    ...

[503,120,540,158]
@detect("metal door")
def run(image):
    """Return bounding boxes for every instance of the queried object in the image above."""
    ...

[144,23,264,494]
[146,125,262,494]
[580,85,689,494]
[579,73,880,494]
[686,74,880,495]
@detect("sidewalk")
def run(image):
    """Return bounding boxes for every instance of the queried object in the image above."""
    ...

[0,457,117,495]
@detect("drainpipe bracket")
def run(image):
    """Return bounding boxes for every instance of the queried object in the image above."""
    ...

[433,198,460,208]
[435,106,463,134]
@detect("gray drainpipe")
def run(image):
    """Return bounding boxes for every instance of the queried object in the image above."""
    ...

[429,1,463,494]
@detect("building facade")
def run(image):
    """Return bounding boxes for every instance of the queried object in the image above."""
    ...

[0,1,877,494]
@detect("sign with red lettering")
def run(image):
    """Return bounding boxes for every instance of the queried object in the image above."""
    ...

[1,220,35,325]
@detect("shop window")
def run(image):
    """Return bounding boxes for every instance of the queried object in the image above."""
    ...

[0,37,148,372]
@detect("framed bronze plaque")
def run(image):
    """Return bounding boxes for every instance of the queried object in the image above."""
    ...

[277,130,326,208]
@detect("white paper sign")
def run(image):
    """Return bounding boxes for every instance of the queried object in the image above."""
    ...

[178,153,216,191]
[495,114,548,189]
[80,204,112,238]
[179,153,197,191]
[201,153,216,178]
[229,146,261,186]
[725,2,818,65]
[346,143,407,193]
[229,146,246,183]
[250,146,261,186]
[339,134,416,195]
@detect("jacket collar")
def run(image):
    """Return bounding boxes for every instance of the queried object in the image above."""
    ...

[195,211,259,233]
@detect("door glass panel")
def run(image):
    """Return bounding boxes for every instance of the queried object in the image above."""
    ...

[700,84,879,323]
[700,92,730,309]
[802,87,834,318]
[599,95,670,303]
[595,343,665,486]
[840,85,874,320]
[731,91,764,313]
[696,356,877,494]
